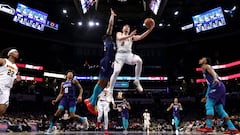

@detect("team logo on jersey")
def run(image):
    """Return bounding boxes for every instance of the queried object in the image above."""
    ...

[7,65,16,70]
[209,89,216,93]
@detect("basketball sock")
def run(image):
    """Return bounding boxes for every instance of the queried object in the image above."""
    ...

[206,98,215,128]
[174,116,179,130]
[49,115,58,129]
[206,119,212,128]
[89,84,103,106]
[226,120,235,130]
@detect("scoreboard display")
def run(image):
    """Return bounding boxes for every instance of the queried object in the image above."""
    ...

[13,3,48,31]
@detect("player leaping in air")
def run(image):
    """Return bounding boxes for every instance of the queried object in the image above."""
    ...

[84,8,117,115]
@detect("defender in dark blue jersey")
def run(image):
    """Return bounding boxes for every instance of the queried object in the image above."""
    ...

[84,8,116,115]
[197,57,239,134]
[167,98,183,134]
[46,70,88,134]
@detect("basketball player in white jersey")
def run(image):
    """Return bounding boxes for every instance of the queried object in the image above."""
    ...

[143,109,151,132]
[106,22,155,97]
[96,84,116,135]
[0,48,21,116]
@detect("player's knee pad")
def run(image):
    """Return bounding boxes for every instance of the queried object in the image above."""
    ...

[215,104,228,118]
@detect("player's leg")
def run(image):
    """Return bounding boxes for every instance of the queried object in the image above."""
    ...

[85,57,109,105]
[174,116,179,130]
[197,97,215,132]
[0,87,10,116]
[215,104,239,134]
[143,120,146,131]
[107,58,124,93]
[89,79,108,105]
[69,99,89,130]
[85,57,112,115]
[103,102,110,134]
[125,53,143,92]
[0,104,7,116]
[96,101,104,130]
[211,83,238,134]
[46,106,64,133]
[122,117,127,130]
[85,78,108,115]
[147,121,150,133]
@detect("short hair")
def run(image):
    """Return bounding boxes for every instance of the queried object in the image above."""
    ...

[123,24,130,28]
[65,70,75,76]
[0,47,17,58]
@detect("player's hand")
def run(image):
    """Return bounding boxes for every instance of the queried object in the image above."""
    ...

[110,8,116,16]
[201,97,207,103]
[52,100,57,105]
[16,72,21,82]
[130,30,137,36]
[149,21,155,30]
[77,96,82,103]
[213,79,220,86]
[113,103,116,108]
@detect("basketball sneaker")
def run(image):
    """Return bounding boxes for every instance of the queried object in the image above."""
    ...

[134,79,143,92]
[84,98,98,115]
[196,126,213,132]
[104,130,109,134]
[223,128,239,134]
[44,128,54,134]
[82,117,89,130]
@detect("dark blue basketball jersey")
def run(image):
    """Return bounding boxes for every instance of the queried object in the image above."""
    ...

[103,35,116,61]
[121,102,130,119]
[173,103,180,118]
[62,80,76,97]
[202,66,220,88]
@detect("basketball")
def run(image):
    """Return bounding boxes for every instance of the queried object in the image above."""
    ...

[144,18,155,29]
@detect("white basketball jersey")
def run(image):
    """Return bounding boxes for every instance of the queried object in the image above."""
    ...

[98,88,114,103]
[116,33,133,52]
[0,59,18,88]
[143,112,150,121]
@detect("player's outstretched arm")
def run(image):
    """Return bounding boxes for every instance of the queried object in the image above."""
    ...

[133,23,155,41]
[106,8,116,35]
[166,103,173,111]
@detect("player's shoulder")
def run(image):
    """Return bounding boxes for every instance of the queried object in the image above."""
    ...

[116,32,123,35]
[202,64,211,70]
[72,79,79,84]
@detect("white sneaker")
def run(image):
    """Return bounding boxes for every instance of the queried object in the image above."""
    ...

[123,129,128,134]
[175,130,179,135]
[44,128,53,134]
[134,80,143,92]
[82,117,89,130]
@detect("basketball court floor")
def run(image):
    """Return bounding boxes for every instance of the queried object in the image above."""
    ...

[1,131,230,135]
